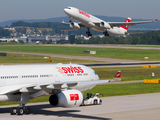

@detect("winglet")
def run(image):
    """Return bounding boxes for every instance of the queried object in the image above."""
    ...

[154,19,158,22]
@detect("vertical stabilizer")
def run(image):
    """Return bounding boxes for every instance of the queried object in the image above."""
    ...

[113,70,121,81]
[120,17,131,31]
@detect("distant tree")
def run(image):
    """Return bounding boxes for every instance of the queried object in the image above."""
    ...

[42,39,46,44]
[10,40,17,43]
[18,40,24,44]
[0,27,11,37]
[46,41,51,44]
[42,30,48,35]
[69,35,76,44]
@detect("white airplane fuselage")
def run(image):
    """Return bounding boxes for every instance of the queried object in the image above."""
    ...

[64,7,128,36]
[0,64,99,102]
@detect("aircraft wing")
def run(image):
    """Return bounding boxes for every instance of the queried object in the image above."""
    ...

[2,79,116,95]
[0,81,79,95]
[77,70,121,85]
[108,19,158,28]
[2,70,121,94]
[78,80,110,86]
[62,20,86,28]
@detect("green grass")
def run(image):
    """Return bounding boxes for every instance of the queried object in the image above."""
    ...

[93,66,160,81]
[0,53,105,63]
[83,83,160,97]
[0,45,160,60]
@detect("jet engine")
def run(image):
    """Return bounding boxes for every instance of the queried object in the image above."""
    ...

[100,22,111,29]
[70,22,81,30]
[49,89,83,107]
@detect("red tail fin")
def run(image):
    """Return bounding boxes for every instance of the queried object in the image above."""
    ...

[114,70,121,81]
[120,17,131,30]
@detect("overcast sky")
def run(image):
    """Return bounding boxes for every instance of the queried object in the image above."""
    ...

[0,0,159,22]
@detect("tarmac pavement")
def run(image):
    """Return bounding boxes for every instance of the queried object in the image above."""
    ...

[0,93,160,120]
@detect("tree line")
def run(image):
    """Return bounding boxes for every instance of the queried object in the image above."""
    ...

[71,30,160,45]
[0,27,11,38]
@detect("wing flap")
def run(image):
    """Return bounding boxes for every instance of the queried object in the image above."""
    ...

[45,81,78,89]
[1,81,78,95]
[78,80,110,85]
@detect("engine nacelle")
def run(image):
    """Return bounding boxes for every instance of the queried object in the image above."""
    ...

[49,89,83,107]
[100,22,111,29]
[70,22,81,30]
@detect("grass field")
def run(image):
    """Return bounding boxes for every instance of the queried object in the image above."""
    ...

[94,66,160,81]
[84,83,160,97]
[1,43,160,48]
[0,45,160,60]
[0,53,105,63]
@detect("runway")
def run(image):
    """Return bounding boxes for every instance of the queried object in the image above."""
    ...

[0,93,160,120]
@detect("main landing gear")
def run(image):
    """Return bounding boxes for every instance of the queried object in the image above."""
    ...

[103,31,109,36]
[86,28,92,37]
[10,93,31,115]
[10,106,31,115]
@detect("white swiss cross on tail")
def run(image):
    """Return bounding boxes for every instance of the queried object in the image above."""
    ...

[113,70,121,81]
[120,17,131,31]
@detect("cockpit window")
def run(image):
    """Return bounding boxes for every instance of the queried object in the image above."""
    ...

[66,7,71,9]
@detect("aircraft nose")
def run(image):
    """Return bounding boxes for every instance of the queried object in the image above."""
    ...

[64,8,68,14]
[64,8,71,16]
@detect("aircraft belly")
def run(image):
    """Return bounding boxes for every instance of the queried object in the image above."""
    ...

[72,15,104,32]
[91,27,104,32]
[107,28,125,36]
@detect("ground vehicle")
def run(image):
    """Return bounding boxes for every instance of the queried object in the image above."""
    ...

[81,93,102,106]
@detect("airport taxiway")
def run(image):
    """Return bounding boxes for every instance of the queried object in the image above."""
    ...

[1,51,160,68]
[0,92,160,120]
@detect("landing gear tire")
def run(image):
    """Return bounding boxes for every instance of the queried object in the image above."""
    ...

[24,107,31,114]
[105,34,109,36]
[100,99,102,105]
[17,107,24,115]
[10,107,17,115]
[10,106,31,115]
[86,31,92,37]
[80,101,85,106]
[86,28,92,37]
[94,100,98,105]
[103,31,109,36]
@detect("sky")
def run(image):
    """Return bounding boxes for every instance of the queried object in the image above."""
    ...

[0,0,159,22]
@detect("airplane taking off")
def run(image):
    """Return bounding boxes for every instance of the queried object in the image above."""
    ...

[0,63,121,115]
[63,6,158,37]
